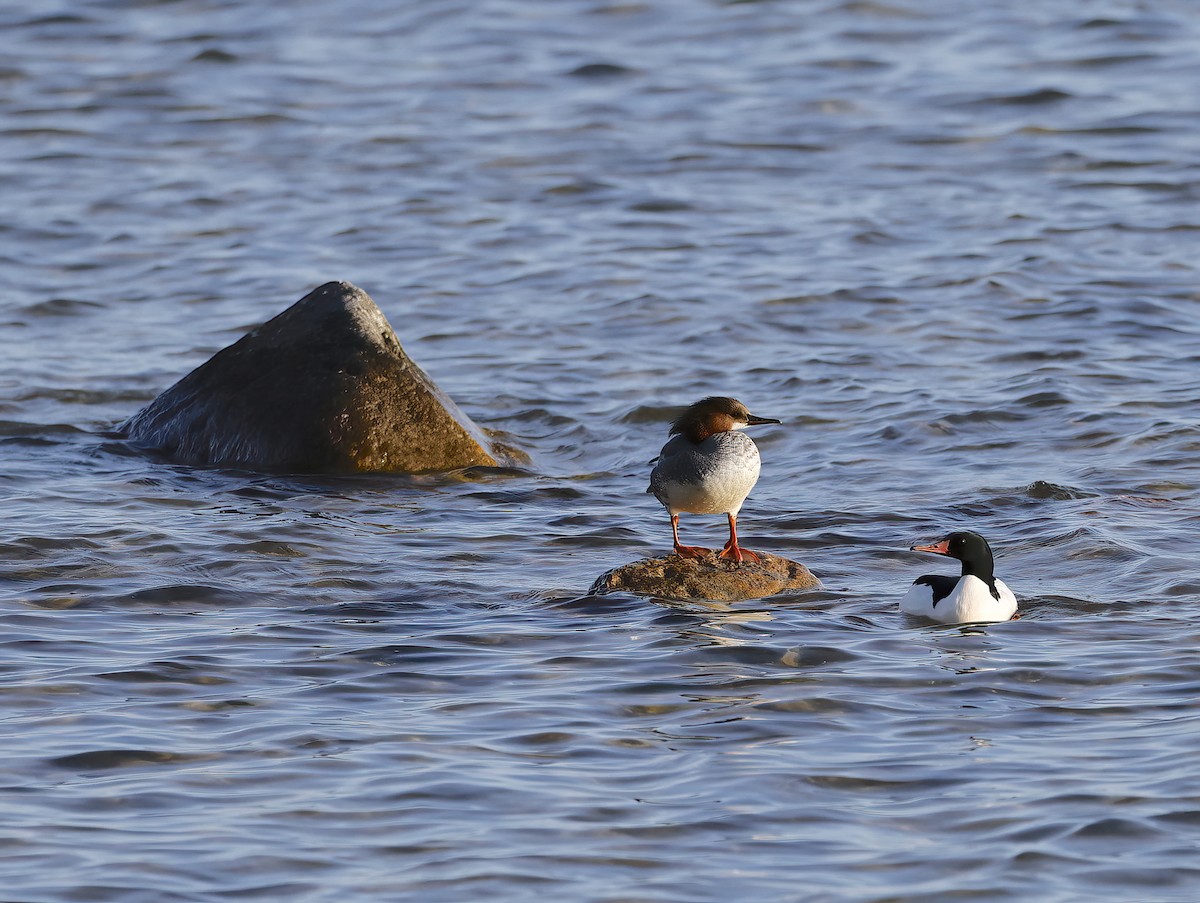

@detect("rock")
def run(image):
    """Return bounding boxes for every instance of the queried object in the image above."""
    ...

[589,551,820,602]
[121,281,517,473]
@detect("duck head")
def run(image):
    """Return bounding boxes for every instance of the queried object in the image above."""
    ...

[911,530,1000,598]
[670,396,781,443]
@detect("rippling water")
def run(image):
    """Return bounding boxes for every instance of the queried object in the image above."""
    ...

[5,1,1200,900]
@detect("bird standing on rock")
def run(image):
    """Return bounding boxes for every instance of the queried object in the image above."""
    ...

[901,530,1018,624]
[648,396,781,564]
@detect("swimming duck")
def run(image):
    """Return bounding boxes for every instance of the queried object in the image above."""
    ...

[901,530,1018,624]
[647,396,781,564]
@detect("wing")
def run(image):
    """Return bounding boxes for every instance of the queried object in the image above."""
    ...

[647,435,690,496]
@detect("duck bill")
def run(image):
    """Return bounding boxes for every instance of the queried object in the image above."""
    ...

[746,414,782,426]
[911,539,951,555]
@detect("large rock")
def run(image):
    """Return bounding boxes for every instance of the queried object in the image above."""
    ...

[589,552,820,602]
[121,281,514,473]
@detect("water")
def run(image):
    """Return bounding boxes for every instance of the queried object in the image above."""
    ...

[4,0,1200,899]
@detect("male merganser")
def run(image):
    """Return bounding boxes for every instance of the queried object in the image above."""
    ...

[901,530,1018,624]
[647,396,781,564]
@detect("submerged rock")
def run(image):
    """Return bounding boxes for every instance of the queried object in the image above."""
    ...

[121,281,515,473]
[589,551,819,603]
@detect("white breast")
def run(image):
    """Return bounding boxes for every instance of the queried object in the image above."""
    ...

[649,431,761,516]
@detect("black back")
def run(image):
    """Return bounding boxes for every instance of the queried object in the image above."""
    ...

[913,573,961,607]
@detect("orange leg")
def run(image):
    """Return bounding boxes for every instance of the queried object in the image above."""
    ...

[671,514,710,559]
[718,513,762,564]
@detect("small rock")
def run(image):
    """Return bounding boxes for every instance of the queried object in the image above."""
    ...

[121,281,519,473]
[589,551,820,602]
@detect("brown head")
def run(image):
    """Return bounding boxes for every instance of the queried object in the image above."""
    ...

[669,396,782,443]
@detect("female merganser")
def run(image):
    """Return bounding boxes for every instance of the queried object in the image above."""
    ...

[901,530,1018,624]
[647,396,781,564]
